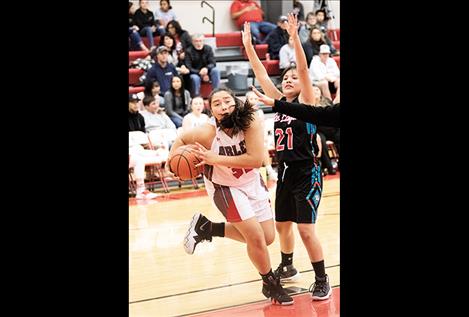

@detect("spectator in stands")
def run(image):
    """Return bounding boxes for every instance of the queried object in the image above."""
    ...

[140,95,176,132]
[315,9,329,33]
[129,2,149,52]
[146,46,178,95]
[129,151,158,200]
[134,0,164,50]
[311,86,338,174]
[139,80,165,110]
[279,36,296,71]
[302,26,336,66]
[309,44,340,100]
[159,34,190,76]
[154,0,177,29]
[129,94,146,132]
[245,91,278,181]
[264,16,290,60]
[185,34,221,97]
[299,12,318,44]
[292,0,305,22]
[165,20,192,50]
[182,96,210,131]
[230,0,276,44]
[164,75,192,128]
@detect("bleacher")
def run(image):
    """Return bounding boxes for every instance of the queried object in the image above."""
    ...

[130,29,340,99]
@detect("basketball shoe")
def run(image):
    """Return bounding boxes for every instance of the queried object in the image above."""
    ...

[183,213,212,254]
[261,274,294,305]
[309,274,332,300]
[274,263,300,282]
[136,190,158,200]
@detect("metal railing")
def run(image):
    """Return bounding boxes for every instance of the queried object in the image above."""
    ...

[201,1,215,37]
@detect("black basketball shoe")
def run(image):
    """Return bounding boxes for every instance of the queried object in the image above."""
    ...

[274,263,300,282]
[262,274,294,305]
[183,213,212,254]
[309,274,332,300]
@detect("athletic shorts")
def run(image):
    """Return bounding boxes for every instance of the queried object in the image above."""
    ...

[275,160,323,224]
[204,173,272,223]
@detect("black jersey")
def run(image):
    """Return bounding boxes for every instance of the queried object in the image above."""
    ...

[274,97,317,163]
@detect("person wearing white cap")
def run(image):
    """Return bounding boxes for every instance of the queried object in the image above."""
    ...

[309,44,340,99]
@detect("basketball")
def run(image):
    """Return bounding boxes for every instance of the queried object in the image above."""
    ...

[169,145,203,180]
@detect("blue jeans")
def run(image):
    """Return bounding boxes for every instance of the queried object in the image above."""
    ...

[249,21,276,44]
[129,29,143,51]
[168,114,183,128]
[190,67,221,96]
[139,26,155,48]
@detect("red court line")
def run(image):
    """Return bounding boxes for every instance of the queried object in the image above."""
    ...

[187,287,340,317]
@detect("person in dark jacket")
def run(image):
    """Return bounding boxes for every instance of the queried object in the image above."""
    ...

[264,16,290,60]
[184,34,221,97]
[165,20,192,50]
[133,0,164,49]
[129,94,146,132]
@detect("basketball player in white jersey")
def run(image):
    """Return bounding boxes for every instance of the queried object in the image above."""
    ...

[168,87,293,305]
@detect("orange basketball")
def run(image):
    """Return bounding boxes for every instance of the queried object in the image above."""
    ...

[169,145,203,180]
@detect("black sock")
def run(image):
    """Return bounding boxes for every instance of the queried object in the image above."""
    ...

[211,222,225,237]
[260,269,276,283]
[312,260,326,278]
[281,252,293,266]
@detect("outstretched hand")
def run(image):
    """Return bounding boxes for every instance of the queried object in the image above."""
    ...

[286,13,299,39]
[241,22,253,48]
[250,86,275,107]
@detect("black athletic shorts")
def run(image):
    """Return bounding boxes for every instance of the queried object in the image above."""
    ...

[275,160,323,223]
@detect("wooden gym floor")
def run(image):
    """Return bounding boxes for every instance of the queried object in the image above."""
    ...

[129,174,340,317]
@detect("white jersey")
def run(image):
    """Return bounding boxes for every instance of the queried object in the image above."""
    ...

[204,117,260,187]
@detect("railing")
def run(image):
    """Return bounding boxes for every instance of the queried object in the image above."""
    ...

[201,1,215,37]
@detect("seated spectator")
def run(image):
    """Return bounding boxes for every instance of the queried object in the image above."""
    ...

[185,34,221,97]
[159,34,190,76]
[302,26,337,65]
[292,0,305,22]
[230,0,276,44]
[138,80,165,111]
[164,75,192,128]
[315,9,329,33]
[146,46,178,95]
[312,85,339,175]
[129,2,149,52]
[264,15,289,60]
[134,0,164,50]
[245,91,277,181]
[154,0,177,29]
[299,11,318,44]
[309,45,340,100]
[165,20,192,50]
[279,36,296,71]
[129,94,145,132]
[182,96,209,131]
[140,95,176,133]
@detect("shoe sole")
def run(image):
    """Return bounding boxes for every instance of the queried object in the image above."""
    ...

[271,298,294,305]
[311,286,332,300]
[183,213,201,255]
[280,271,300,283]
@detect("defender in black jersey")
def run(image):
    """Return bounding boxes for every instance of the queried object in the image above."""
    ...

[242,14,332,300]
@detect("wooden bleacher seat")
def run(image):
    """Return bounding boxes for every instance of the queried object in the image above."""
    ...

[129,68,144,86]
[129,50,150,63]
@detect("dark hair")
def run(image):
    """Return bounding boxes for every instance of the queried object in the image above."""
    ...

[208,88,256,135]
[280,64,298,81]
[169,75,188,113]
[159,33,176,52]
[166,20,183,35]
[143,95,156,107]
[144,80,160,98]
[160,0,172,9]
[129,2,133,10]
